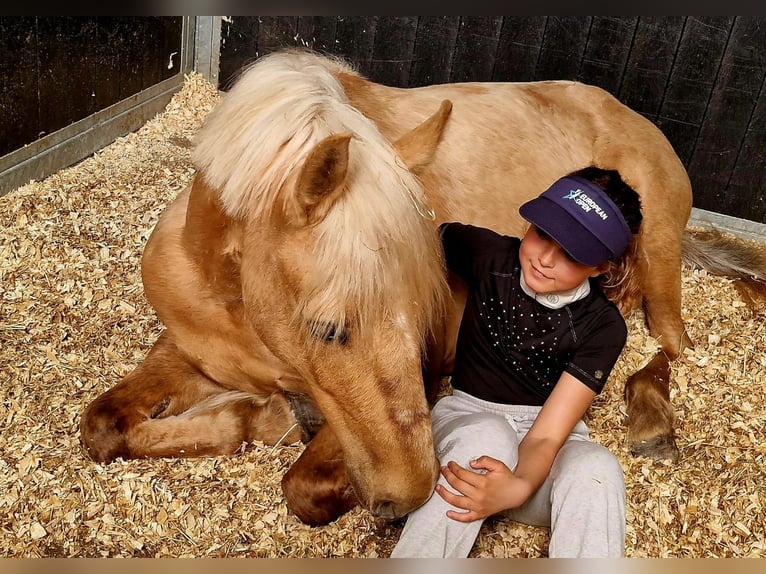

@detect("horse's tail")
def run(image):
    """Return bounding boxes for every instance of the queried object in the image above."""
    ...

[682,227,766,307]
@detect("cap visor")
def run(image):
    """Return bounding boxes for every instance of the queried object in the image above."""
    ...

[519,196,612,267]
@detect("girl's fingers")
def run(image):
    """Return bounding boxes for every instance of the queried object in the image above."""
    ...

[444,461,483,488]
[436,484,466,508]
[471,455,505,473]
[445,509,477,523]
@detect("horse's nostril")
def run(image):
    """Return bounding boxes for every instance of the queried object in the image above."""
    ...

[372,500,400,520]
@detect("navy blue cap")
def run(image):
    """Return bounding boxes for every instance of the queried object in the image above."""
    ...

[519,175,632,267]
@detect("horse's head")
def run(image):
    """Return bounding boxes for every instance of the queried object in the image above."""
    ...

[192,51,453,519]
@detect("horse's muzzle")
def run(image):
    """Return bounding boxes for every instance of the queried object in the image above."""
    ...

[371,500,404,520]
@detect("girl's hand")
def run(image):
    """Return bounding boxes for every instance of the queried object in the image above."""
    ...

[435,456,535,522]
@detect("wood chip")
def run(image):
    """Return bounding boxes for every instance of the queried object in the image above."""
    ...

[1,71,764,558]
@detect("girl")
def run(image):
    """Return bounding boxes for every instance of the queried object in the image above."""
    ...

[391,166,642,558]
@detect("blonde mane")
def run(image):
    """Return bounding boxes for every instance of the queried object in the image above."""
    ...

[193,49,448,345]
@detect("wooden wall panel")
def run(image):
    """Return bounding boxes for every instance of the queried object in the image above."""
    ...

[333,17,378,79]
[149,17,183,88]
[369,16,419,87]
[1,16,182,157]
[0,17,38,157]
[656,17,734,164]
[535,16,592,81]
[218,17,260,89]
[688,16,766,218]
[409,17,460,87]
[728,91,766,224]
[492,17,547,82]
[295,16,339,54]
[578,16,637,94]
[449,17,503,83]
[618,16,685,120]
[255,16,298,57]
[37,17,99,139]
[118,17,145,99]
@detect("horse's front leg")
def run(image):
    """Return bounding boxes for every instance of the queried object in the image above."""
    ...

[281,423,358,526]
[80,332,301,462]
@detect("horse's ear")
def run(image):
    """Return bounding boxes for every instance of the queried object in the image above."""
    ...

[393,99,452,173]
[292,133,352,226]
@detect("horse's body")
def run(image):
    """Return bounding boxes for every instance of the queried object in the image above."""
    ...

[81,49,766,526]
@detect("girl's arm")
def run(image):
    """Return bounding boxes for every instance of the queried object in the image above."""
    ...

[436,372,596,522]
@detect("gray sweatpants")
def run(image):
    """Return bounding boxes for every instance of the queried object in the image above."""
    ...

[390,390,626,558]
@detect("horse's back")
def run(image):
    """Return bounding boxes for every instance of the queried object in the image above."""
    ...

[340,73,692,237]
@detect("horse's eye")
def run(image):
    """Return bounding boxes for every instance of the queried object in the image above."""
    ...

[308,320,348,345]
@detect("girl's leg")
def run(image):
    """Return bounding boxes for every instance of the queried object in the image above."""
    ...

[390,396,520,558]
[507,434,626,558]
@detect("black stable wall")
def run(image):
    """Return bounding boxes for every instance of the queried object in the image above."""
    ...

[0,16,182,158]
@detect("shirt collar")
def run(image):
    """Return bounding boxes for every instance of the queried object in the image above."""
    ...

[519,270,591,309]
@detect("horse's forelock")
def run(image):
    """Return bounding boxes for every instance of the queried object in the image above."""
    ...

[192,51,353,220]
[301,126,448,348]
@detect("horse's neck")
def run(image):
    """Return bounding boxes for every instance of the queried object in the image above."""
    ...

[181,175,244,299]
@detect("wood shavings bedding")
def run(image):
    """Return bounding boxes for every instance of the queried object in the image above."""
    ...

[1,73,764,558]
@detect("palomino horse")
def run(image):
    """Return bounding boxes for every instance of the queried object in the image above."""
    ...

[80,49,766,526]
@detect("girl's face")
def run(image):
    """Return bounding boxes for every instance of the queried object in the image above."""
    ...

[519,225,604,294]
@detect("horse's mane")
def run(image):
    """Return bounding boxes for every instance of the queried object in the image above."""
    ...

[193,49,448,345]
[193,49,358,220]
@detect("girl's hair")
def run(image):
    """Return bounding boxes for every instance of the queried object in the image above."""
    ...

[569,166,644,314]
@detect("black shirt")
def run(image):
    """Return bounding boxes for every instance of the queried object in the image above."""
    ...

[441,222,627,406]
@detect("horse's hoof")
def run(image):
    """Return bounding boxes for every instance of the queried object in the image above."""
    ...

[629,435,679,462]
